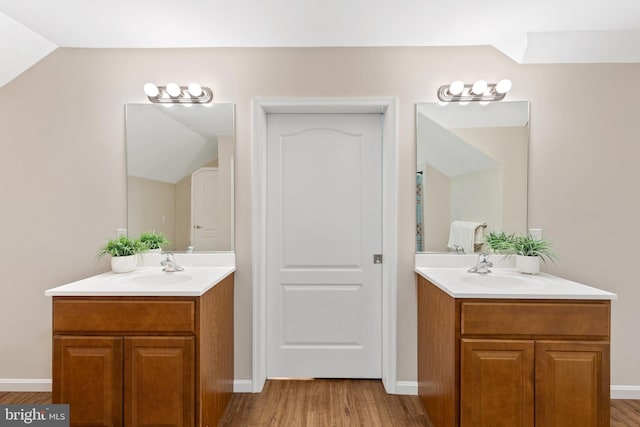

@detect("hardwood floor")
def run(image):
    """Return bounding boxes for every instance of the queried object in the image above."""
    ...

[611,398,640,427]
[219,379,431,426]
[2,380,639,426]
[0,391,51,404]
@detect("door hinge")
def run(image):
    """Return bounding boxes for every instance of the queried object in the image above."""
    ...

[373,254,383,264]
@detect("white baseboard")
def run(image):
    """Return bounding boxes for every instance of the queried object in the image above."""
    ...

[391,382,640,399]
[611,385,640,399]
[395,381,418,395]
[3,378,637,400]
[233,379,253,393]
[2,378,253,394]
[0,379,52,392]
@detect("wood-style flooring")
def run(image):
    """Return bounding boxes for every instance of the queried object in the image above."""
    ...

[2,380,640,426]
[219,379,430,426]
[0,391,51,404]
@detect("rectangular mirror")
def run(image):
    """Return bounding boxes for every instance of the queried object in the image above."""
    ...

[416,101,529,253]
[125,103,235,252]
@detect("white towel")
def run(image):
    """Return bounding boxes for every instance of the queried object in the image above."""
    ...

[447,221,486,254]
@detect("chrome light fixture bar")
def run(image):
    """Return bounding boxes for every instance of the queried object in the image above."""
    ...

[437,79,512,102]
[143,82,214,104]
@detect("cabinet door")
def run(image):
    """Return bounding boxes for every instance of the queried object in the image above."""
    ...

[461,339,534,427]
[535,341,610,427]
[53,336,123,427]
[124,336,195,427]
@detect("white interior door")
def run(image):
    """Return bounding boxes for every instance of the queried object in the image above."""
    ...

[266,113,382,378]
[192,167,229,251]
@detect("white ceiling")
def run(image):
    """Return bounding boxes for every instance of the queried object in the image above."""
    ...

[1,0,640,88]
[126,103,234,183]
[416,101,529,177]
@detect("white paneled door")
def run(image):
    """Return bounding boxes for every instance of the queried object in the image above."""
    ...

[266,114,383,378]
[192,167,228,251]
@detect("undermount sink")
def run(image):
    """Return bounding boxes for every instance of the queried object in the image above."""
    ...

[461,272,548,290]
[103,269,192,288]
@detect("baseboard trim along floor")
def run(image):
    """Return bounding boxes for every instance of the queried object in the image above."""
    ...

[611,385,640,399]
[2,378,639,399]
[0,379,52,392]
[233,379,253,393]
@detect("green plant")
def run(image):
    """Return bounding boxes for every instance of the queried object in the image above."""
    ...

[139,231,169,250]
[484,231,558,263]
[484,231,516,254]
[512,234,558,264]
[97,236,144,258]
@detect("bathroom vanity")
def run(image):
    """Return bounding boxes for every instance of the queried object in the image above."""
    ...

[46,265,235,427]
[416,267,616,427]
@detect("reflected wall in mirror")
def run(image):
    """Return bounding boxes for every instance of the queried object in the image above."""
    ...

[126,103,235,252]
[416,101,529,253]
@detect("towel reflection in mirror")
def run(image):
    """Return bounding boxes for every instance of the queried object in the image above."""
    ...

[447,221,487,254]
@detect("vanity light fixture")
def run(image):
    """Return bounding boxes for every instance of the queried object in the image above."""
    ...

[165,82,181,97]
[143,82,213,104]
[437,79,512,102]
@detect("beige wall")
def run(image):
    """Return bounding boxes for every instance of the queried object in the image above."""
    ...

[127,175,176,250]
[450,168,503,233]
[419,162,450,252]
[452,126,529,234]
[217,136,234,251]
[175,175,192,251]
[0,47,638,387]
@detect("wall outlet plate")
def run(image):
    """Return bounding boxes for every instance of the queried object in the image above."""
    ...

[117,228,127,238]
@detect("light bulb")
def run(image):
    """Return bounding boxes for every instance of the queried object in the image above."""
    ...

[143,83,159,97]
[495,79,512,94]
[188,83,202,97]
[448,80,464,96]
[471,80,487,95]
[166,82,181,97]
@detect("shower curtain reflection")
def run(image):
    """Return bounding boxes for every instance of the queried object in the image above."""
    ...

[416,171,424,252]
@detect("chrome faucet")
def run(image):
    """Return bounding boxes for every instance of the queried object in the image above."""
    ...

[468,253,493,274]
[161,252,184,272]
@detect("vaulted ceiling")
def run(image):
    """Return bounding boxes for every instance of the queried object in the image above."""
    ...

[1,0,640,88]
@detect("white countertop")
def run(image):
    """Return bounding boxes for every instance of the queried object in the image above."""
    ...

[416,267,617,300]
[45,266,235,297]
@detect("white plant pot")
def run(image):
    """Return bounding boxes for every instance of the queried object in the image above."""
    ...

[139,248,163,267]
[111,255,137,273]
[516,255,540,275]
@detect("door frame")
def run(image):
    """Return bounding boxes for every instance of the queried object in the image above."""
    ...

[252,97,398,393]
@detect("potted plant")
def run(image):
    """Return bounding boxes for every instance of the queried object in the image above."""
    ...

[483,231,557,274]
[138,231,170,266]
[483,231,516,254]
[98,236,144,273]
[511,234,558,274]
[139,231,170,251]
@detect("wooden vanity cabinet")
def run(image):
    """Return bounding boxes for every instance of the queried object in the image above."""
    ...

[52,273,234,427]
[53,336,124,426]
[417,274,611,427]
